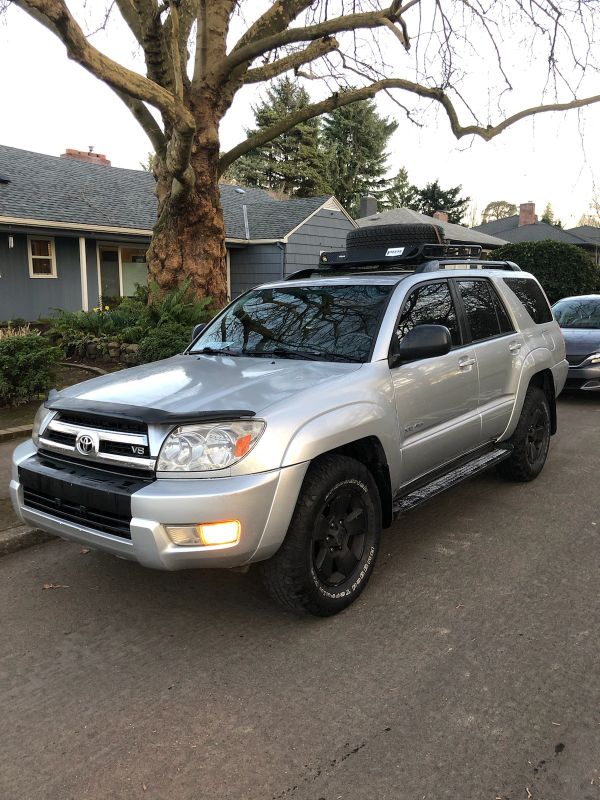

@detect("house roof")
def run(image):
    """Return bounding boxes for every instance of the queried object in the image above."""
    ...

[474,215,591,246]
[0,144,345,241]
[357,207,507,248]
[565,225,600,245]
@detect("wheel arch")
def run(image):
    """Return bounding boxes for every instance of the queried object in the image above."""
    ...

[315,436,393,529]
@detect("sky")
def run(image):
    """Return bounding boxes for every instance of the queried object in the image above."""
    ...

[0,2,599,228]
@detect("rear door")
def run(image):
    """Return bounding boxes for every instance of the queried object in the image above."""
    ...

[453,278,522,441]
[390,279,481,485]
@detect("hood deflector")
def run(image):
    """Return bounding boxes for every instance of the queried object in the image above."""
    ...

[45,393,256,425]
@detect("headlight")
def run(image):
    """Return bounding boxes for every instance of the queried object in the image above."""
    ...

[588,353,600,364]
[31,403,48,447]
[157,420,265,472]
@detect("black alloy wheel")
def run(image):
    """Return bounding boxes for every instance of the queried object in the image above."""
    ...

[312,487,368,587]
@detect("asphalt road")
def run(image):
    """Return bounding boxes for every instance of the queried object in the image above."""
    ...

[1,395,599,800]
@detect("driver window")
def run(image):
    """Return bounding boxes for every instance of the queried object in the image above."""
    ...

[395,282,461,346]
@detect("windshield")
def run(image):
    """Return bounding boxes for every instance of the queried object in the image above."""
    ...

[190,284,393,362]
[553,297,600,329]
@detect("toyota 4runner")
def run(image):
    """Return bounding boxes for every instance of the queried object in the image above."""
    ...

[10,224,568,616]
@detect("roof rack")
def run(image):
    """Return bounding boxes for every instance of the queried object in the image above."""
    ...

[318,243,483,268]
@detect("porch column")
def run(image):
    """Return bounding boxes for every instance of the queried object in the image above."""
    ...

[78,236,89,311]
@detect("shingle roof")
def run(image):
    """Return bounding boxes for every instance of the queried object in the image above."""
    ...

[565,225,600,245]
[357,207,507,247]
[474,215,590,245]
[0,144,331,241]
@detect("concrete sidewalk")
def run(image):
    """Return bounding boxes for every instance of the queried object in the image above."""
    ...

[0,436,54,555]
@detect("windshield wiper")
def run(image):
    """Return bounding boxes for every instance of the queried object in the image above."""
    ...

[245,347,362,363]
[194,346,243,357]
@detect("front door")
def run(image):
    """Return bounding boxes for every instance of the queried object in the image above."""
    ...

[98,246,120,307]
[390,280,481,487]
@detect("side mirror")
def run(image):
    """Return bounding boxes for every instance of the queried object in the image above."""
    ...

[389,324,452,368]
[191,323,205,341]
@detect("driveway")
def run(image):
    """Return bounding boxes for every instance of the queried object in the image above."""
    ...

[1,395,599,800]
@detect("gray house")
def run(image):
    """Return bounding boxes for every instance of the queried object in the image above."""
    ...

[473,202,598,262]
[0,145,355,321]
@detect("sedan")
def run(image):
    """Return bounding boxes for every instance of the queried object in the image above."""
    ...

[552,294,600,391]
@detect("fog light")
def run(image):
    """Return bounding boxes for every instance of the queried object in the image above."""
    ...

[166,520,241,547]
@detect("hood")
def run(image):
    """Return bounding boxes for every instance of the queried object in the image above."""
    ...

[561,328,600,358]
[55,354,362,417]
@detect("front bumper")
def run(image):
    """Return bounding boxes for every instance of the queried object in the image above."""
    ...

[10,441,308,570]
[565,363,600,391]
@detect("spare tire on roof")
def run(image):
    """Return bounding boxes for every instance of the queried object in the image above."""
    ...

[346,223,445,253]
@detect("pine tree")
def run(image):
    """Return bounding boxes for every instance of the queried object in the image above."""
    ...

[415,180,470,224]
[379,167,418,210]
[227,77,329,197]
[321,99,398,216]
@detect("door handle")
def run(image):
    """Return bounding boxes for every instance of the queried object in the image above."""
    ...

[509,342,522,353]
[458,356,476,370]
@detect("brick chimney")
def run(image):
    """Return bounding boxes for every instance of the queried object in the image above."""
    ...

[359,195,378,218]
[433,210,448,223]
[60,148,111,166]
[518,202,536,227]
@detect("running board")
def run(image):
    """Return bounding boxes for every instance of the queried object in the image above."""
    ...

[392,446,512,516]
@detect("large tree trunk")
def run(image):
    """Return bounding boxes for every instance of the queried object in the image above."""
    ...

[147,135,228,308]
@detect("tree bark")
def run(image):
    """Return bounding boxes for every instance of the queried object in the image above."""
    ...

[147,120,228,308]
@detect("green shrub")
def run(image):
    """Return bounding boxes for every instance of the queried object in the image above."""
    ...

[49,280,214,362]
[0,332,62,407]
[137,320,191,364]
[493,241,600,303]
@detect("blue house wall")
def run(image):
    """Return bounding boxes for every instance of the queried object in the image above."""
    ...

[0,232,82,321]
[285,207,353,276]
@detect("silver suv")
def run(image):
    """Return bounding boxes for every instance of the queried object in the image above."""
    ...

[10,226,568,616]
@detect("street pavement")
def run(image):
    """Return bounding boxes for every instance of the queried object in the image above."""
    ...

[1,394,599,800]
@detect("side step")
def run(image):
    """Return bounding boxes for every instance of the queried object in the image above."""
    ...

[392,446,512,516]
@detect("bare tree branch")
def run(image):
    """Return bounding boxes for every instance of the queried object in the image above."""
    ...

[243,37,340,84]
[219,77,600,174]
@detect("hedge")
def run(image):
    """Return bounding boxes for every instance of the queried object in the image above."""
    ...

[493,240,600,303]
[0,331,62,407]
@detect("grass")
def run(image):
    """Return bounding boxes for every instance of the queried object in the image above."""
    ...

[0,364,103,429]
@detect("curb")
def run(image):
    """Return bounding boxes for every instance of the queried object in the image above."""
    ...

[0,425,33,443]
[59,362,108,376]
[0,525,56,557]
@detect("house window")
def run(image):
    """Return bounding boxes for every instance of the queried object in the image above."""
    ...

[28,236,57,278]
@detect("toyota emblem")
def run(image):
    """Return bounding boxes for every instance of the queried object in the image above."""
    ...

[76,433,97,456]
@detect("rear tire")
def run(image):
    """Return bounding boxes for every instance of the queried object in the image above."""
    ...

[497,386,551,482]
[260,455,382,616]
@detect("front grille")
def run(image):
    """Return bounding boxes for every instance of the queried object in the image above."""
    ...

[56,411,147,435]
[99,441,150,458]
[37,450,153,480]
[566,354,588,366]
[565,378,586,389]
[23,487,132,538]
[46,429,77,447]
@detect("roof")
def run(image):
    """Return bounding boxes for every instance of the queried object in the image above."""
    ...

[0,144,345,241]
[474,215,591,245]
[565,225,600,245]
[356,207,507,248]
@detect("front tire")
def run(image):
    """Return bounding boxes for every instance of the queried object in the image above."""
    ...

[497,385,551,482]
[260,455,382,616]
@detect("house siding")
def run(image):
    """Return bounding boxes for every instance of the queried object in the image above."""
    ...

[0,232,82,320]
[229,244,283,297]
[284,208,353,275]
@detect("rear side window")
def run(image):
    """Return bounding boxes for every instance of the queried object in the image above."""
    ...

[504,278,553,324]
[396,281,461,346]
[457,280,514,341]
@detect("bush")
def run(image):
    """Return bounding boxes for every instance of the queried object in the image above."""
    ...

[48,280,214,363]
[137,320,191,364]
[493,241,600,303]
[0,331,62,407]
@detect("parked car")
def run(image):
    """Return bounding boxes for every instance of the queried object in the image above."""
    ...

[11,225,568,616]
[552,294,600,391]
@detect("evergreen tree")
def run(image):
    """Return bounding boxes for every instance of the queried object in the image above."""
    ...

[415,180,470,224]
[227,77,328,197]
[379,167,418,210]
[321,99,398,216]
[541,202,562,228]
